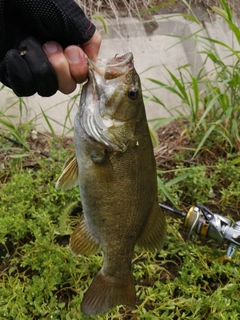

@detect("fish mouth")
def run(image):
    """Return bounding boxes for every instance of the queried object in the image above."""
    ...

[87,52,134,99]
[79,53,135,152]
[88,52,134,81]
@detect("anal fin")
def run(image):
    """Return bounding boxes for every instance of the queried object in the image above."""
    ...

[70,215,101,255]
[137,201,166,252]
[81,269,135,316]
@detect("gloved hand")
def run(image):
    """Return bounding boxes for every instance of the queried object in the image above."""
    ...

[0,0,96,97]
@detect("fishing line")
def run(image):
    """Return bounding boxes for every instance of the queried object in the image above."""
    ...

[1,133,59,161]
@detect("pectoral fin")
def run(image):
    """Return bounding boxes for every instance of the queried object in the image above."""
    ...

[137,201,166,251]
[55,155,78,190]
[70,215,101,255]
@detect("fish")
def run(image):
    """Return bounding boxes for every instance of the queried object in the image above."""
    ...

[56,52,166,316]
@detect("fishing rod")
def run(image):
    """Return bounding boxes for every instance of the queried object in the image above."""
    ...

[159,203,240,262]
[1,133,59,161]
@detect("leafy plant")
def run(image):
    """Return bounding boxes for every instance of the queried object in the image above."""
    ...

[146,0,240,157]
[1,159,240,319]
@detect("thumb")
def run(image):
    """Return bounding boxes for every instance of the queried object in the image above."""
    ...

[82,30,102,62]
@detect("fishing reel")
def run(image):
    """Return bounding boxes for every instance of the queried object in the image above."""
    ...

[159,203,240,262]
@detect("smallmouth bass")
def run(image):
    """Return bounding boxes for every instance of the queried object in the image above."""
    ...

[56,52,166,316]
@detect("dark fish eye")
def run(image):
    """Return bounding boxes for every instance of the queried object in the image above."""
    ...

[128,87,138,100]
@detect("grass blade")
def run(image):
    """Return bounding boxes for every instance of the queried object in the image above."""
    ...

[40,107,56,138]
[92,14,108,34]
[157,176,178,208]
[192,123,219,158]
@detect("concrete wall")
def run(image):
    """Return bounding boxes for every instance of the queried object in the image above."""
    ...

[1,13,239,135]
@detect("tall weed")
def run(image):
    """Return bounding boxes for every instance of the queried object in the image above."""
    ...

[147,0,240,156]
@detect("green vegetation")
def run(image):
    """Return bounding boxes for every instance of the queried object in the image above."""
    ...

[147,0,240,157]
[0,0,240,319]
[1,155,240,319]
[1,157,240,319]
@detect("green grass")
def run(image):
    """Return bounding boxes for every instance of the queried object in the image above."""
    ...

[0,157,240,319]
[146,0,240,157]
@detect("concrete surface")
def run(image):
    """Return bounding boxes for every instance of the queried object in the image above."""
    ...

[1,12,239,135]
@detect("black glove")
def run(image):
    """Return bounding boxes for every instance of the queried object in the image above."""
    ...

[0,0,96,97]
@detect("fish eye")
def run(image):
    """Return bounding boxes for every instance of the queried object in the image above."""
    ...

[128,87,138,100]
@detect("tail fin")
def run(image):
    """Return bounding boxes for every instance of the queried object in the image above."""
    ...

[81,270,135,316]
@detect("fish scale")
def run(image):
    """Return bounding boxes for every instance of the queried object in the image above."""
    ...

[56,52,166,316]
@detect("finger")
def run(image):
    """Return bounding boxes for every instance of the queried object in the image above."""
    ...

[64,46,88,84]
[0,38,58,97]
[43,41,77,94]
[0,49,37,96]
[82,30,102,62]
[19,37,58,96]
